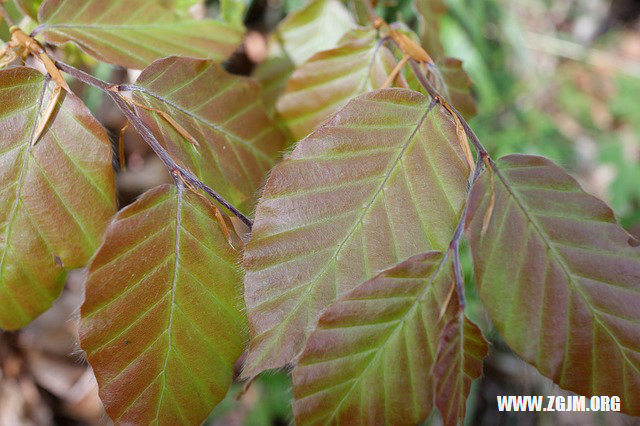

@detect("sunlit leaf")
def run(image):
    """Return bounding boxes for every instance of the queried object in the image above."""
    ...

[276,28,405,140]
[242,89,470,378]
[466,154,640,416]
[0,67,115,330]
[37,0,243,69]
[433,312,488,426]
[130,56,286,213]
[293,251,457,425]
[81,184,247,424]
[270,0,355,67]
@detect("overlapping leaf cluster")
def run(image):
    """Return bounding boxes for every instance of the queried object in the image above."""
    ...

[0,0,638,424]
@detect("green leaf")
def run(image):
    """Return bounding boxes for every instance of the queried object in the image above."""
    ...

[276,28,404,140]
[466,154,640,416]
[81,184,247,424]
[242,89,470,378]
[0,67,115,330]
[37,0,243,69]
[220,0,247,27]
[14,0,43,21]
[293,251,457,425]
[414,0,446,60]
[270,0,355,67]
[130,56,286,214]
[433,312,488,426]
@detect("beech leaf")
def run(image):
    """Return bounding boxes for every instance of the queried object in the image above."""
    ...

[242,89,470,378]
[37,0,243,69]
[433,313,489,426]
[466,154,640,416]
[269,0,355,67]
[276,28,406,140]
[130,56,286,213]
[0,67,115,330]
[414,0,446,61]
[293,251,457,425]
[81,184,246,424]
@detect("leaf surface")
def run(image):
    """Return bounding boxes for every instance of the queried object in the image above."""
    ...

[37,0,243,69]
[131,56,286,213]
[433,313,488,426]
[269,0,355,67]
[242,89,470,378]
[466,154,640,415]
[276,29,405,140]
[414,0,446,60]
[15,0,43,20]
[293,251,457,425]
[81,184,246,424]
[0,67,115,330]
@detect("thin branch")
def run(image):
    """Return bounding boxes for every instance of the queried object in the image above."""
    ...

[55,61,254,229]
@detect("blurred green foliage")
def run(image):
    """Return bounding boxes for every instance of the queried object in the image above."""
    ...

[207,372,293,425]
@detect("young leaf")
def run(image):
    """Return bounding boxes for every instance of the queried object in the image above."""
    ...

[437,58,477,120]
[0,67,115,330]
[242,89,470,378]
[276,28,406,140]
[406,58,477,120]
[81,184,247,424]
[293,251,457,425]
[466,154,640,416]
[37,0,243,69]
[130,56,286,213]
[269,0,355,66]
[433,313,489,426]
[414,0,446,60]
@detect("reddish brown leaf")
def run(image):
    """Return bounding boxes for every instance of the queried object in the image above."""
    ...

[0,67,115,330]
[434,313,488,426]
[293,251,458,425]
[81,184,246,424]
[466,154,640,416]
[131,57,286,213]
[242,89,470,378]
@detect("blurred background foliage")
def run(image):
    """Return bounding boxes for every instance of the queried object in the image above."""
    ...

[1,0,639,424]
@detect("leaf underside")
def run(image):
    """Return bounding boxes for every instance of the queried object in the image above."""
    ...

[276,28,405,140]
[81,184,247,424]
[0,67,115,330]
[131,56,286,213]
[433,313,488,426]
[466,154,640,416]
[293,251,458,425]
[38,0,243,69]
[242,88,470,378]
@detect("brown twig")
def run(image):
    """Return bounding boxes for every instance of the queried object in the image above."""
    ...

[55,61,254,229]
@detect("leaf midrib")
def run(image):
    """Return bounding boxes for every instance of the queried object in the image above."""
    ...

[154,184,183,422]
